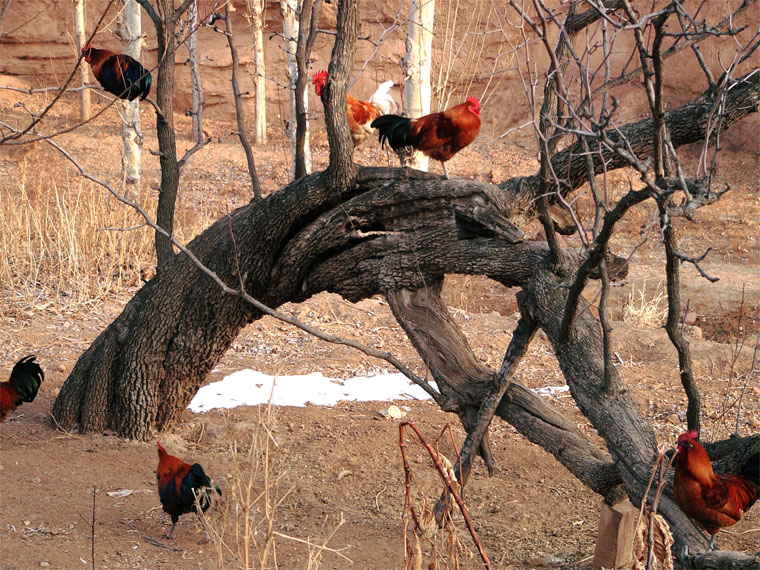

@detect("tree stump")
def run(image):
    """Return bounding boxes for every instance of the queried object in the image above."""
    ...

[593,498,639,569]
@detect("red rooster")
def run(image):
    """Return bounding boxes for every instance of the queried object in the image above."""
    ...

[156,442,221,539]
[312,70,396,147]
[371,96,481,179]
[673,430,759,552]
[82,43,152,101]
[0,356,44,423]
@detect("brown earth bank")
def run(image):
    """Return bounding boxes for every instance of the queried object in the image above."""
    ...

[1,0,759,148]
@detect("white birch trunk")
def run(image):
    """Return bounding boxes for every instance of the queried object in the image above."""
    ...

[74,0,90,121]
[280,0,310,180]
[118,0,142,188]
[402,0,434,172]
[187,0,203,142]
[251,0,267,145]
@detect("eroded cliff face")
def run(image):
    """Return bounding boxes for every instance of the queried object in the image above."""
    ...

[1,0,758,146]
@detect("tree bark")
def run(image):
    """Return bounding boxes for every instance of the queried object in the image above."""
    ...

[186,0,203,144]
[281,0,311,180]
[137,0,194,268]
[225,2,262,200]
[118,0,143,189]
[74,0,91,122]
[294,0,321,180]
[249,0,267,145]
[401,0,434,171]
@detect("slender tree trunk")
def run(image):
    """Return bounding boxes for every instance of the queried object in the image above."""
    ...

[281,0,310,180]
[186,0,203,144]
[225,2,262,199]
[294,0,321,180]
[118,0,143,189]
[75,0,91,121]
[135,0,185,268]
[402,0,434,171]
[250,0,267,145]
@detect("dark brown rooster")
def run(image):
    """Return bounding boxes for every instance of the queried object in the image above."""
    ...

[82,43,152,101]
[156,441,221,539]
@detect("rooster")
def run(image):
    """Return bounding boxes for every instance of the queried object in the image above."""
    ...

[0,356,44,423]
[82,43,152,101]
[673,430,759,552]
[156,441,221,539]
[371,96,481,179]
[312,70,396,147]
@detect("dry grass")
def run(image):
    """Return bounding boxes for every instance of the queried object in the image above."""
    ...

[0,159,214,314]
[201,403,350,569]
[622,280,668,329]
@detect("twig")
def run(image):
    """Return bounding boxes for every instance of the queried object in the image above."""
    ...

[91,486,96,569]
[400,421,492,569]
[144,536,186,551]
[222,1,262,199]
[734,333,760,435]
[673,248,719,283]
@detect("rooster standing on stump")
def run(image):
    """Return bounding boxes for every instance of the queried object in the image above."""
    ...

[0,356,44,423]
[371,96,481,179]
[82,43,152,102]
[673,430,759,553]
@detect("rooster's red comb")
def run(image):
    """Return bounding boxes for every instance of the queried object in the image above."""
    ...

[312,70,328,85]
[466,96,480,108]
[677,430,699,443]
[157,441,166,452]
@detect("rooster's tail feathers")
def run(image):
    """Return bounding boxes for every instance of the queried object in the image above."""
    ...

[9,356,44,403]
[741,451,760,489]
[368,81,397,115]
[371,114,413,151]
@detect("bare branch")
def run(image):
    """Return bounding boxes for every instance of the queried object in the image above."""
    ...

[220,2,262,199]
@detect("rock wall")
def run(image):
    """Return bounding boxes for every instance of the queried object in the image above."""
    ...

[0,0,758,146]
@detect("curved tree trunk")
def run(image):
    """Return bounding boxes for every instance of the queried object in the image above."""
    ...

[52,10,760,554]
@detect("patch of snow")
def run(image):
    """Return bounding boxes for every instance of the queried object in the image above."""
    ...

[533,385,570,397]
[188,369,434,412]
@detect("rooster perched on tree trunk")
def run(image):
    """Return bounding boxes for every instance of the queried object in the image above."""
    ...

[371,96,481,179]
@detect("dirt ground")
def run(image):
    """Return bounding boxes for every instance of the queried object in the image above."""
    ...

[1,92,760,570]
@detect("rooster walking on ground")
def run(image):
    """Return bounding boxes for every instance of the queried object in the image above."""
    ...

[156,442,221,539]
[0,356,44,423]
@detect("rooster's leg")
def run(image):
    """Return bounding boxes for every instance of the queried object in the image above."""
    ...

[195,511,211,544]
[441,161,450,179]
[706,533,717,552]
[166,515,178,539]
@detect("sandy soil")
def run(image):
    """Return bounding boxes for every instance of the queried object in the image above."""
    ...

[1,91,760,570]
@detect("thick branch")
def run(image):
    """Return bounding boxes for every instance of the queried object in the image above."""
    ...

[323,0,358,189]
[498,68,760,225]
